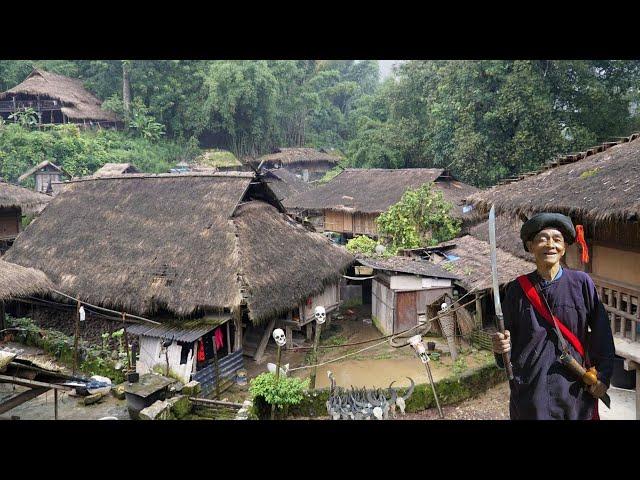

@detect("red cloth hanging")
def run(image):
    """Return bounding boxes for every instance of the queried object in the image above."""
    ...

[197,338,205,362]
[575,225,589,264]
[214,328,224,351]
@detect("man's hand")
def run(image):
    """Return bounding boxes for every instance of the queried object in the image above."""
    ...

[491,330,511,355]
[587,381,608,399]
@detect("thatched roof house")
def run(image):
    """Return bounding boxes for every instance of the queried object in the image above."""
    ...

[255,147,341,168]
[0,259,52,301]
[4,172,353,324]
[0,180,51,215]
[93,163,140,177]
[468,132,640,224]
[286,168,477,216]
[467,216,533,262]
[284,168,479,238]
[0,69,120,127]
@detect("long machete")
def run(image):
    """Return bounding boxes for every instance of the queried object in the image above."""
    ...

[489,206,514,380]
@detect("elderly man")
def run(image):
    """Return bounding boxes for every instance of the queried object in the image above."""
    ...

[492,213,615,420]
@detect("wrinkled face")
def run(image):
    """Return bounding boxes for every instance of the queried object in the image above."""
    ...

[272,328,286,346]
[526,228,566,267]
[314,306,326,324]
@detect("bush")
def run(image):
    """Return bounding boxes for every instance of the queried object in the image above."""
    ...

[346,235,378,255]
[249,372,310,418]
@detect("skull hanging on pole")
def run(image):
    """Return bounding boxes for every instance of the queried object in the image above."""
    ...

[314,306,326,324]
[272,328,287,347]
[409,335,430,363]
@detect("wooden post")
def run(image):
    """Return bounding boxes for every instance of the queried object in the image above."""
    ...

[212,335,220,399]
[0,301,5,334]
[234,308,243,352]
[72,300,81,375]
[226,321,231,355]
[122,312,131,370]
[271,343,282,420]
[475,293,483,328]
[309,322,322,390]
[636,370,640,421]
[285,326,293,351]
[54,389,58,420]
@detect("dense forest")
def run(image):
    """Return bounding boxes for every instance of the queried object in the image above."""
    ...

[1,60,640,186]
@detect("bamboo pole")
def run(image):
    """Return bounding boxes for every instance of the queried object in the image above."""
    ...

[72,300,80,375]
[122,312,131,370]
[309,322,322,390]
[54,389,58,420]
[271,343,282,420]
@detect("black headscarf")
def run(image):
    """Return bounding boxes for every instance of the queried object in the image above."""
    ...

[520,213,576,252]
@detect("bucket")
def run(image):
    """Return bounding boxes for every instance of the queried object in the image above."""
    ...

[236,369,247,386]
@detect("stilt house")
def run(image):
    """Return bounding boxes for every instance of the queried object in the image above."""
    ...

[4,172,353,395]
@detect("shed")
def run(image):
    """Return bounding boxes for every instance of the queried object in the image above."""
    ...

[18,160,71,195]
[356,255,459,336]
[93,163,140,177]
[0,68,120,128]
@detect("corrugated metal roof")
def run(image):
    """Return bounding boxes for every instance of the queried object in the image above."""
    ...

[357,256,460,280]
[127,315,231,343]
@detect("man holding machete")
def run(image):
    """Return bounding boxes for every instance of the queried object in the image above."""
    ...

[491,212,615,420]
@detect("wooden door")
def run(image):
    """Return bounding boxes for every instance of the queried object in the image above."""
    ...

[395,291,417,333]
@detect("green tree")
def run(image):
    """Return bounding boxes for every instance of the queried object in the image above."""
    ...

[376,183,461,254]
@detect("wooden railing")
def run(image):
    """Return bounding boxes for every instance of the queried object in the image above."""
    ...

[592,275,640,343]
[0,99,60,112]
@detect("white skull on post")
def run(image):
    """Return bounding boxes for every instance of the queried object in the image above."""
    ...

[409,334,429,364]
[314,306,326,324]
[272,328,287,347]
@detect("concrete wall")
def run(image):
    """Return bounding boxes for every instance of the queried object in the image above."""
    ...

[372,278,395,335]
[136,335,194,383]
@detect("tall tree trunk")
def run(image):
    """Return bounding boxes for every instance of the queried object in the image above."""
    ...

[122,60,132,126]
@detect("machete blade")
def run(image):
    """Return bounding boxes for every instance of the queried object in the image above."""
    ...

[601,392,611,409]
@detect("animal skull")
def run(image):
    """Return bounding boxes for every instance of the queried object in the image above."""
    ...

[409,335,429,363]
[314,306,326,324]
[272,328,287,347]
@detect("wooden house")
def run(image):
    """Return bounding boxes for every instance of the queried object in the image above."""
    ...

[468,132,640,417]
[0,68,120,128]
[4,171,353,395]
[254,148,341,182]
[18,161,70,195]
[355,255,459,336]
[284,168,479,240]
[0,181,51,254]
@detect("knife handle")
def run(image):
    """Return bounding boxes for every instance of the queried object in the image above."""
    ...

[496,314,514,380]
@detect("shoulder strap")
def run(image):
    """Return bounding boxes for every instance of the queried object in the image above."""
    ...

[516,275,585,358]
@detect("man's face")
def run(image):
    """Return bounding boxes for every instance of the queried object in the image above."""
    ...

[526,228,566,267]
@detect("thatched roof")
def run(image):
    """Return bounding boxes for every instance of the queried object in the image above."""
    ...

[4,172,352,323]
[262,168,312,203]
[93,163,140,177]
[0,180,51,214]
[234,201,353,322]
[255,148,341,167]
[357,255,460,280]
[18,160,70,184]
[284,168,479,215]
[433,235,534,291]
[0,259,52,301]
[468,216,533,262]
[0,69,119,123]
[468,132,640,224]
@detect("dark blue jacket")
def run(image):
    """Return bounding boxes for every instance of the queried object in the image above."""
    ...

[495,268,615,420]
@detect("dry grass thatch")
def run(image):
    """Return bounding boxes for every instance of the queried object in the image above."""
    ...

[436,235,534,292]
[468,215,533,262]
[255,148,341,167]
[262,168,313,203]
[0,69,119,123]
[5,173,353,323]
[284,168,479,215]
[468,133,640,224]
[0,180,51,214]
[234,201,353,323]
[93,163,140,177]
[356,255,460,280]
[0,259,52,301]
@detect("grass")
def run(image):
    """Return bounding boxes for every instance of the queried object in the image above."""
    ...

[194,149,241,167]
[579,167,600,179]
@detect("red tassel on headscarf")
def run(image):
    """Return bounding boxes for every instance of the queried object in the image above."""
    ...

[197,338,205,362]
[576,225,589,264]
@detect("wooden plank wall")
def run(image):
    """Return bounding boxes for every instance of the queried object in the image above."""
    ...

[372,278,394,335]
[0,209,19,240]
[299,283,340,324]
